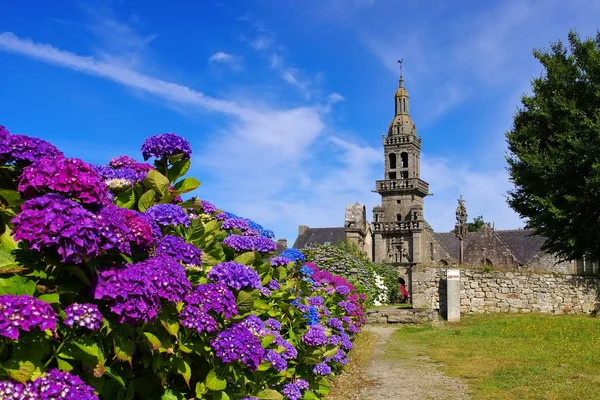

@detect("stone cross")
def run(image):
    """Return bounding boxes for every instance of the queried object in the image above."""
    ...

[454,195,468,265]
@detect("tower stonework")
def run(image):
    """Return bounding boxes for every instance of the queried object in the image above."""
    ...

[372,70,429,267]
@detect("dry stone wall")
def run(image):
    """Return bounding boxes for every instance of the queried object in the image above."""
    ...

[411,267,600,316]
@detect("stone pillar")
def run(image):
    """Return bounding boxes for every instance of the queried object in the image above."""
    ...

[446,269,460,322]
[412,231,422,264]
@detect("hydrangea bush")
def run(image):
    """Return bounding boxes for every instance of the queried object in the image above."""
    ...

[303,242,402,305]
[0,125,367,399]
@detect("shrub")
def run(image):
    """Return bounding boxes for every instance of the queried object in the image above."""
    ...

[303,242,401,306]
[0,125,366,399]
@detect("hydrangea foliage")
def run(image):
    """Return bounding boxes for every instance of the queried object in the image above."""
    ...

[0,127,366,400]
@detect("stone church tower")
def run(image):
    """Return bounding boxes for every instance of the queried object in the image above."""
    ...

[372,67,429,267]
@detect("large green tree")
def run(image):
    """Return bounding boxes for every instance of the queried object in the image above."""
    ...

[506,30,600,262]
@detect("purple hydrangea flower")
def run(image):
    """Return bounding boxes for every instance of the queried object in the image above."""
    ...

[179,305,218,334]
[19,157,109,205]
[0,380,37,399]
[347,323,359,334]
[3,134,63,164]
[282,383,302,400]
[258,286,271,296]
[145,204,190,227]
[207,262,261,291]
[340,333,353,351]
[267,280,281,290]
[96,204,134,255]
[270,256,292,267]
[274,336,298,360]
[222,235,277,253]
[241,315,267,337]
[95,256,191,324]
[313,363,332,376]
[302,324,328,347]
[141,133,192,160]
[154,235,203,267]
[341,316,352,324]
[31,369,98,399]
[265,318,282,331]
[295,379,309,390]
[338,300,358,315]
[327,317,344,331]
[222,218,250,231]
[109,155,137,169]
[242,229,260,237]
[0,294,57,340]
[201,199,217,214]
[308,296,324,307]
[264,349,287,372]
[336,285,351,295]
[211,323,265,370]
[329,335,341,346]
[64,303,103,331]
[180,283,237,334]
[12,194,101,263]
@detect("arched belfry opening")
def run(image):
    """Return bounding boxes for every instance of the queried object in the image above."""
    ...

[389,153,397,169]
[400,152,408,168]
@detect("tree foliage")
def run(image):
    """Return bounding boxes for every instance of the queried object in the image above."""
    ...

[467,215,491,232]
[506,30,600,261]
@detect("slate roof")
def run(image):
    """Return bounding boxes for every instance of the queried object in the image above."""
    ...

[293,227,347,249]
[432,229,545,264]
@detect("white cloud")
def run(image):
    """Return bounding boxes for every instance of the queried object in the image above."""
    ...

[209,52,234,63]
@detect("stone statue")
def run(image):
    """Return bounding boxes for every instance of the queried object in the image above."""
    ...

[455,195,467,225]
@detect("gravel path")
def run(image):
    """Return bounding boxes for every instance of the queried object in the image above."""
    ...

[353,325,471,400]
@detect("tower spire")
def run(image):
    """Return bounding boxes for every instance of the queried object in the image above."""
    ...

[397,59,404,88]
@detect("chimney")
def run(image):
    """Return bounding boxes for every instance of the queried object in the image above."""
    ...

[298,225,309,235]
[277,239,288,249]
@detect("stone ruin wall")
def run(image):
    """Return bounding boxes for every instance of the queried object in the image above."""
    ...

[411,267,600,316]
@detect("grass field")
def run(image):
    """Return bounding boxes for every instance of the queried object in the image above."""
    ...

[388,313,600,399]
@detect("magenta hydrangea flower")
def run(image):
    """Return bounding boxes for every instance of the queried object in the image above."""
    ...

[207,262,261,291]
[141,133,192,160]
[210,323,265,370]
[313,363,332,376]
[94,256,191,324]
[0,294,57,340]
[64,303,103,331]
[145,204,190,227]
[31,369,98,399]
[19,157,109,205]
[302,324,328,347]
[12,194,101,263]
[222,235,277,253]
[154,235,202,267]
[1,134,63,165]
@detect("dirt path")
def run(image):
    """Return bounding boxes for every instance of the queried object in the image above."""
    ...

[353,325,471,400]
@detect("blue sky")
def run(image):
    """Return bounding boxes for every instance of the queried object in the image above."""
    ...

[1,0,599,243]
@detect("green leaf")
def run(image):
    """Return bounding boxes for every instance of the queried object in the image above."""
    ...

[114,335,135,365]
[116,188,136,209]
[144,332,162,351]
[144,170,171,197]
[174,358,192,386]
[261,334,275,348]
[172,177,201,194]
[301,391,319,399]
[104,365,126,388]
[195,382,207,398]
[63,265,90,285]
[254,389,284,400]
[73,337,104,363]
[161,319,180,337]
[322,346,340,359]
[235,290,258,314]
[213,392,230,400]
[168,159,191,183]
[234,251,256,265]
[0,189,23,208]
[205,369,227,391]
[0,229,18,251]
[38,293,60,304]
[57,357,74,372]
[138,189,157,212]
[274,266,287,282]
[0,275,36,295]
[6,360,40,383]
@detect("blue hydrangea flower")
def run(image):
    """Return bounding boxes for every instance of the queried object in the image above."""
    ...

[280,248,305,263]
[303,306,319,326]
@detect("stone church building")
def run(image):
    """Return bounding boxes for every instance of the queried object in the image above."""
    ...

[293,69,597,277]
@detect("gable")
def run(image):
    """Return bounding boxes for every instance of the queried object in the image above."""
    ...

[293,227,346,249]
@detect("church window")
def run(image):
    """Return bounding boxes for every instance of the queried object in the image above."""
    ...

[438,259,449,266]
[400,152,409,168]
[389,153,397,169]
[375,214,380,222]
[396,200,402,204]
[396,214,402,221]
[403,98,407,112]
[389,171,396,179]
[400,171,408,179]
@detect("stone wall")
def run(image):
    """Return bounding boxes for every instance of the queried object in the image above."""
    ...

[411,267,600,316]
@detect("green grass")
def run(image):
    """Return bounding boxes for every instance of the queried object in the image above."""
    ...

[388,313,600,400]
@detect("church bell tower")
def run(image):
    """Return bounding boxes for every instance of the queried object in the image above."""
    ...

[372,60,429,266]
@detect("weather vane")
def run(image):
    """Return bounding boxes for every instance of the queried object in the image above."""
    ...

[397,59,403,77]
